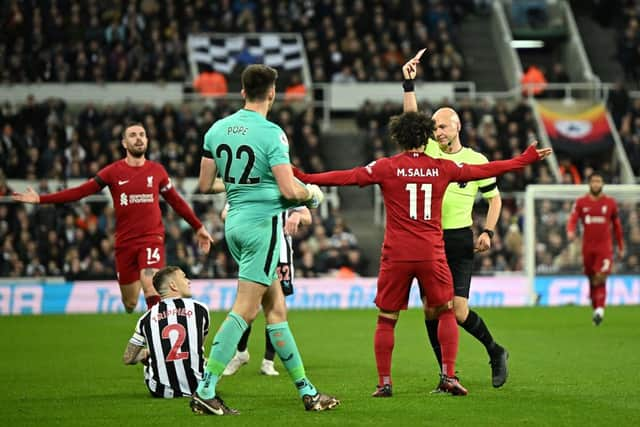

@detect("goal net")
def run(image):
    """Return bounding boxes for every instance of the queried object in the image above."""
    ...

[524,184,640,306]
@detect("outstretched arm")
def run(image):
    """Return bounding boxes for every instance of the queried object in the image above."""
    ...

[272,164,324,209]
[293,166,364,186]
[450,142,551,183]
[13,179,102,204]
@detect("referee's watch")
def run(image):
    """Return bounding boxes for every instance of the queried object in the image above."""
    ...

[482,229,494,239]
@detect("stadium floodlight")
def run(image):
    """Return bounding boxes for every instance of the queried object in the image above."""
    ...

[511,40,545,49]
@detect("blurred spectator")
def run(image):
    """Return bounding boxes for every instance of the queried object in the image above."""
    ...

[547,62,570,98]
[192,69,228,97]
[558,157,582,184]
[521,65,547,97]
[284,73,306,101]
[331,64,357,83]
[608,80,631,128]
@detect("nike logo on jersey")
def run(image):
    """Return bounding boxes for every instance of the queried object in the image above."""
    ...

[118,180,129,185]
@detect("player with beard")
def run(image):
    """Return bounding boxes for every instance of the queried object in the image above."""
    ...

[12,123,213,312]
[567,172,624,325]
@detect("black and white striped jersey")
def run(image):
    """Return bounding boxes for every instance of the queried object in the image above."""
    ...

[129,297,210,398]
[278,209,295,295]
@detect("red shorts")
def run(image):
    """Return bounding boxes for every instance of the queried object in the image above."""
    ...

[583,251,613,276]
[115,242,165,285]
[375,257,453,312]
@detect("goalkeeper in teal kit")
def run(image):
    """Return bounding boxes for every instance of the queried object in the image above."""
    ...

[191,64,339,415]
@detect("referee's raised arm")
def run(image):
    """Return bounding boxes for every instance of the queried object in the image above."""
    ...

[401,48,425,113]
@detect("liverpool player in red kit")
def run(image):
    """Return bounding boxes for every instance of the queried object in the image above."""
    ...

[12,123,213,312]
[567,172,624,325]
[294,112,551,396]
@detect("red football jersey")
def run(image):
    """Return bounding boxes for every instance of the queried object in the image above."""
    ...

[298,151,536,261]
[96,160,172,248]
[360,153,453,261]
[567,194,624,254]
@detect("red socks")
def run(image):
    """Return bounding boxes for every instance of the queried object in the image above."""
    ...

[437,309,459,377]
[145,295,161,310]
[590,285,606,309]
[374,310,459,383]
[374,316,397,386]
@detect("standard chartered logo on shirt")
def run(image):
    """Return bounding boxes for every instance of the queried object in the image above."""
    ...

[119,192,154,206]
[584,215,605,224]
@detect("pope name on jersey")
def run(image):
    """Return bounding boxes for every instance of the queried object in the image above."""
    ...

[202,108,296,228]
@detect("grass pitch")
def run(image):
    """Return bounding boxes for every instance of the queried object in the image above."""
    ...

[1,306,639,426]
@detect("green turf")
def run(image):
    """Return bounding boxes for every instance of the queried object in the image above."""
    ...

[1,306,639,426]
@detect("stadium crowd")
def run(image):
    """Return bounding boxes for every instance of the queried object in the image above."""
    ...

[0,0,472,84]
[0,96,326,180]
[0,97,367,280]
[609,82,640,177]
[3,91,638,279]
[615,0,640,86]
[355,97,640,274]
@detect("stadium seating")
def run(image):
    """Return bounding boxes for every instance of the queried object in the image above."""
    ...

[0,97,367,279]
[355,97,639,274]
[0,0,469,83]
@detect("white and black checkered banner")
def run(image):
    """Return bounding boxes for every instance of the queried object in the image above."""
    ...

[188,33,306,75]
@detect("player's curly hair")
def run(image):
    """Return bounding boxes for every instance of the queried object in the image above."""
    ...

[388,112,435,150]
[242,64,278,101]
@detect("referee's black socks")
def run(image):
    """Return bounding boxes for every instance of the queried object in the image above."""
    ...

[460,310,501,356]
[424,319,442,370]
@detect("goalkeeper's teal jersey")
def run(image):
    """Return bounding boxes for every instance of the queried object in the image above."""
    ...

[203,108,294,227]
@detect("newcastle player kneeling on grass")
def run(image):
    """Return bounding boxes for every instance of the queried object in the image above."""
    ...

[123,266,210,398]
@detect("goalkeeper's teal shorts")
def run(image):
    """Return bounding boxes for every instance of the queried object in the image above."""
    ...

[226,215,281,287]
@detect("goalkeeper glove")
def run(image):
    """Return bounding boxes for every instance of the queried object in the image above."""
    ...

[305,184,324,209]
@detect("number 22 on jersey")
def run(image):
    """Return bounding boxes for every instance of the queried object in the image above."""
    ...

[216,143,261,184]
[405,183,432,220]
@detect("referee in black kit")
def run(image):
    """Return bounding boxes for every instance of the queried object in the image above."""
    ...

[401,51,508,389]
[123,266,210,398]
[423,106,509,389]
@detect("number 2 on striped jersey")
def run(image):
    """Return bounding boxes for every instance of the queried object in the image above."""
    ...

[405,183,432,220]
[162,324,189,362]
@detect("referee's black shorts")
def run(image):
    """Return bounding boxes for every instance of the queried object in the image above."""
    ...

[443,227,474,299]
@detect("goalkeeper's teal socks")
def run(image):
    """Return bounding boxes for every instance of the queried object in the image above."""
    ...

[267,322,317,397]
[197,311,248,399]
